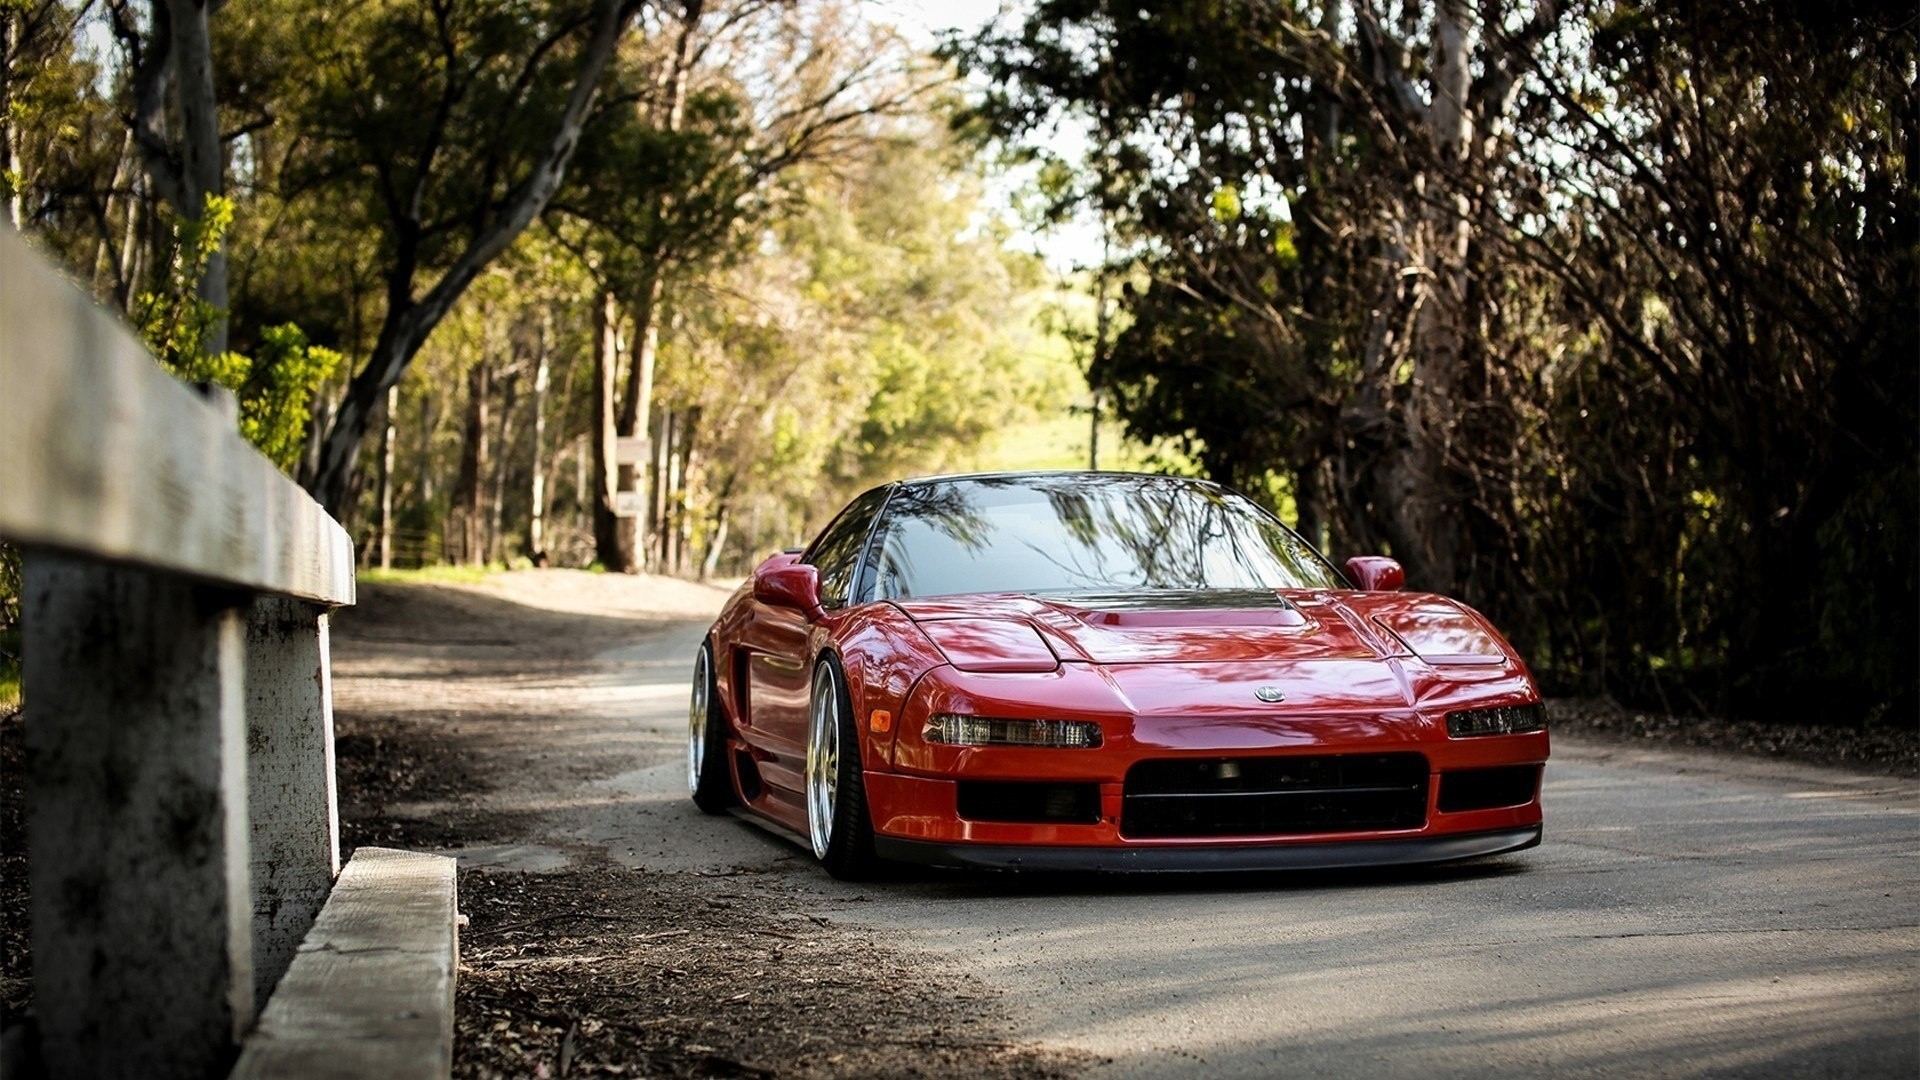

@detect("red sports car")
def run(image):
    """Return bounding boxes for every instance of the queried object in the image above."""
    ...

[689,471,1548,878]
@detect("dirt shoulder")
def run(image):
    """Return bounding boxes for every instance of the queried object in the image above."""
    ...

[1545,695,1919,778]
[457,858,1069,1079]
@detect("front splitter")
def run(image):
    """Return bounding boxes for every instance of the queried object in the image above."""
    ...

[873,825,1541,873]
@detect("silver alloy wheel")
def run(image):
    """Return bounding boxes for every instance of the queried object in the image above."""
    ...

[806,663,839,860]
[688,645,710,797]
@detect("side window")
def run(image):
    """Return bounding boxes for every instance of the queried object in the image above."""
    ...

[804,487,888,609]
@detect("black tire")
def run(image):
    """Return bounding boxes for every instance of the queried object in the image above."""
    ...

[806,655,878,880]
[689,641,736,814]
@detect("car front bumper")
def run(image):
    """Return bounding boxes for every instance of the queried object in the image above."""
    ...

[874,824,1542,873]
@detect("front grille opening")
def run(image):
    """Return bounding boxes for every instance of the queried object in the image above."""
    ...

[1122,753,1428,838]
[1438,765,1540,813]
[957,781,1102,825]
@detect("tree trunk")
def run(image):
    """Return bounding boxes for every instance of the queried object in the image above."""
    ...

[1342,0,1481,591]
[675,408,700,577]
[92,131,138,293]
[528,311,552,565]
[662,411,691,575]
[574,439,588,544]
[301,391,332,492]
[377,385,396,569]
[1399,0,1475,589]
[595,3,699,570]
[701,504,729,580]
[542,338,581,563]
[124,0,229,353]
[305,0,638,515]
[1294,462,1327,555]
[649,407,674,571]
[167,0,229,356]
[117,181,145,312]
[449,355,491,566]
[605,272,662,570]
[1,9,20,230]
[591,290,635,571]
[1088,387,1101,470]
[1090,246,1111,470]
[488,370,520,564]
[417,391,437,508]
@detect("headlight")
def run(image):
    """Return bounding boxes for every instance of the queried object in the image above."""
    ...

[1446,702,1546,737]
[925,714,1103,748]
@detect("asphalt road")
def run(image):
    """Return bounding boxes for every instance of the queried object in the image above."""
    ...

[342,584,1916,1079]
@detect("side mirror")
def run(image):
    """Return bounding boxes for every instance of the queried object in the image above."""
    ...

[1344,556,1405,592]
[753,560,825,621]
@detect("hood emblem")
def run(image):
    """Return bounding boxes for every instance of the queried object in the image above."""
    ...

[1254,686,1286,703]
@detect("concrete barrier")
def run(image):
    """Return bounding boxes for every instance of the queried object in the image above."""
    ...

[0,225,452,1078]
[229,849,458,1080]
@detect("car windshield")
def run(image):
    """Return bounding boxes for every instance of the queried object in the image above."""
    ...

[866,475,1345,600]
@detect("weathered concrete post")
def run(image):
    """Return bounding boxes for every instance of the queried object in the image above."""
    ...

[22,555,256,1079]
[244,596,342,1012]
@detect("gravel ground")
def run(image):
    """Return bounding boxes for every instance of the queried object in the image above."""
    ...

[456,859,1078,1079]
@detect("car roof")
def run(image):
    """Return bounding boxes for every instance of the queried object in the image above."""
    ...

[890,469,1226,491]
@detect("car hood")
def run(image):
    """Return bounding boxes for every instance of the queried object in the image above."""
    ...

[891,588,1518,669]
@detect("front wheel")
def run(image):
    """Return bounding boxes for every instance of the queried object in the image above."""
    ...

[805,657,877,879]
[688,641,735,814]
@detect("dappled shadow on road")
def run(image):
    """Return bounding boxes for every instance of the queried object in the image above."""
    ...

[330,579,703,858]
[1066,931,1915,1078]
[754,803,1914,1080]
[809,837,1916,1078]
[335,580,696,684]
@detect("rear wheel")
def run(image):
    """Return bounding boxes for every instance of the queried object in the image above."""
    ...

[805,656,877,879]
[688,642,735,814]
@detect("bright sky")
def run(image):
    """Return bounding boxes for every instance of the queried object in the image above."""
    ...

[864,0,1108,274]
[864,0,1012,50]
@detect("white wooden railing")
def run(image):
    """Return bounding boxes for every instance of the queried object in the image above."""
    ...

[0,226,455,1079]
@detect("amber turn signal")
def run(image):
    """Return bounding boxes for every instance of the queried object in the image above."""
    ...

[869,709,893,733]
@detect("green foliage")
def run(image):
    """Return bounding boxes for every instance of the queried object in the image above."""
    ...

[273,0,602,280]
[359,564,498,587]
[1814,464,1920,726]
[242,325,345,471]
[1,1,111,261]
[134,196,343,473]
[133,195,236,375]
[664,117,1068,558]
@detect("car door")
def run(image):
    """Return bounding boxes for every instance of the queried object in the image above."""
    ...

[738,487,888,798]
